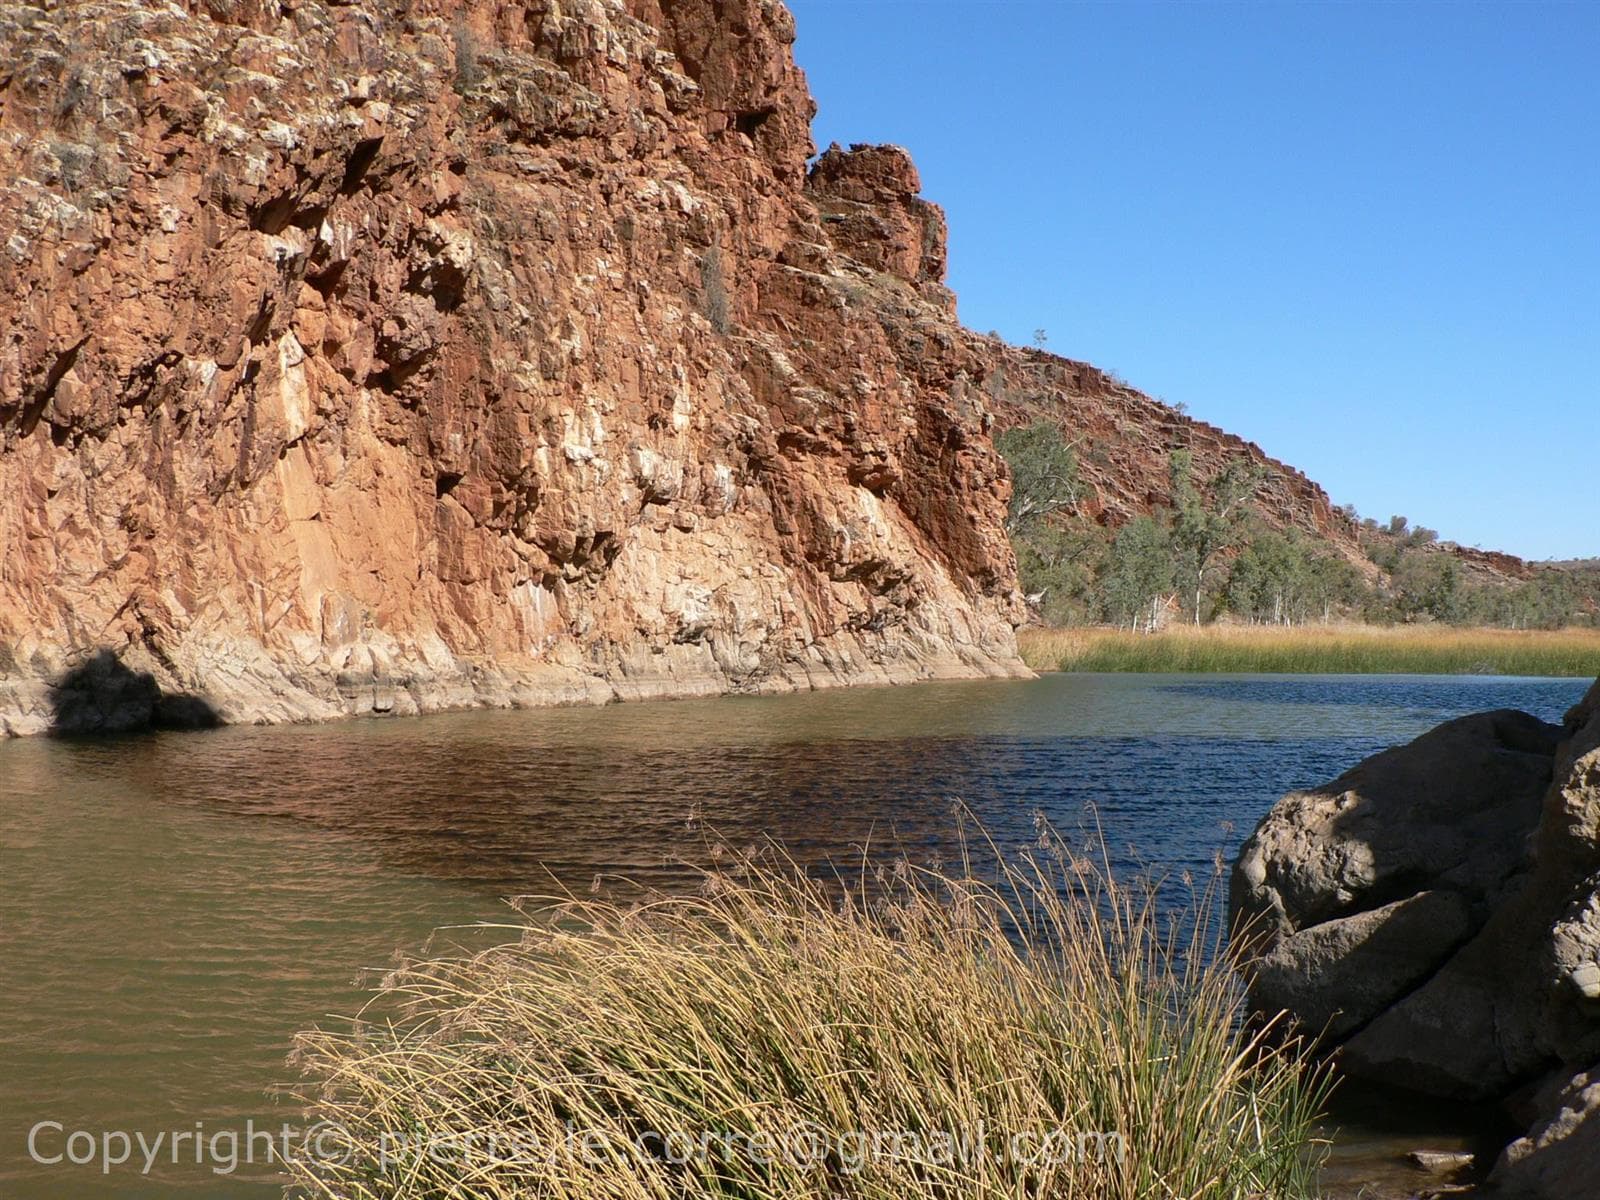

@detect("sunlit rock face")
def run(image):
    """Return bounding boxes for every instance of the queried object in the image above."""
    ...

[0,0,1036,733]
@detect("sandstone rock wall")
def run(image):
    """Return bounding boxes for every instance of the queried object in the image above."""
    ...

[0,0,1033,734]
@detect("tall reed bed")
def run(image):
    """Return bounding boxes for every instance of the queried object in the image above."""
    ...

[1018,624,1600,676]
[289,830,1328,1199]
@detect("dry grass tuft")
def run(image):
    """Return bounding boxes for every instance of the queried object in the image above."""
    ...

[288,826,1328,1199]
[1018,623,1600,677]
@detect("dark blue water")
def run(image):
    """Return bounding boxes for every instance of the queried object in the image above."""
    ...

[0,672,1588,1196]
[106,671,1575,889]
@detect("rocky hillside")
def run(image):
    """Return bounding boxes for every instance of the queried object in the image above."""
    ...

[982,343,1546,598]
[982,349,1353,553]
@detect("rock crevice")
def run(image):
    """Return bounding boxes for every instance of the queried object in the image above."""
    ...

[0,0,1448,735]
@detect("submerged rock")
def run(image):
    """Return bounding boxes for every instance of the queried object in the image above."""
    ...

[1232,676,1600,1197]
[1407,1148,1476,1176]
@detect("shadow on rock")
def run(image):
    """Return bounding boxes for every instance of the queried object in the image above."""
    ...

[49,649,219,735]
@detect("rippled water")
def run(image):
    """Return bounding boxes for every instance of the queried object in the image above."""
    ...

[0,672,1587,1197]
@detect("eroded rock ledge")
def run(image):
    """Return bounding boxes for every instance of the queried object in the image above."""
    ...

[1232,677,1600,1197]
[0,0,1036,734]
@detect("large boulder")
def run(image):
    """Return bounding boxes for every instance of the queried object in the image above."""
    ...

[1244,889,1474,1040]
[1337,866,1600,1098]
[1568,678,1600,734]
[1231,709,1561,949]
[1232,678,1600,1197]
[1488,1062,1600,1197]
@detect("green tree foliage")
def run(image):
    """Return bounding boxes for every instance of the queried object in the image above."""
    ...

[1449,567,1593,630]
[1224,530,1364,625]
[1102,516,1173,631]
[1168,451,1263,624]
[1391,550,1465,623]
[997,422,1099,622]
[995,425,1597,632]
[995,422,1081,535]
[1011,521,1102,626]
[1359,526,1403,573]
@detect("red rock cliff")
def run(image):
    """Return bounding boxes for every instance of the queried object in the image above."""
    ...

[0,0,1031,733]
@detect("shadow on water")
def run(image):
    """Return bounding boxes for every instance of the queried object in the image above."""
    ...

[36,671,1590,900]
[101,723,1368,900]
[48,649,219,735]
[1317,1078,1520,1196]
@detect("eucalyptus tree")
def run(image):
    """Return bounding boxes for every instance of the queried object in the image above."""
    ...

[995,421,1082,535]
[1103,516,1174,631]
[1168,451,1264,624]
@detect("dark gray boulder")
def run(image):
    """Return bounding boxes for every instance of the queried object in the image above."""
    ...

[1231,680,1600,1197]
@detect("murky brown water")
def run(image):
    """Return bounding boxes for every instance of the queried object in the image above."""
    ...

[1,672,1584,1196]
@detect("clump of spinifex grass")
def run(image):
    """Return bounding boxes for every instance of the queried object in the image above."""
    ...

[1018,623,1600,676]
[289,827,1328,1200]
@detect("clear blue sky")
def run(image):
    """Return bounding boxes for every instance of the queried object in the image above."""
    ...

[788,1,1597,561]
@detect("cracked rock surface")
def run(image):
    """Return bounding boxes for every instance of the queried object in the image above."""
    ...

[0,0,1417,735]
[0,0,1040,733]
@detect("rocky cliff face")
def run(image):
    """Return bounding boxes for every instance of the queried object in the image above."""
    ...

[0,0,1036,734]
[1,0,1524,737]
[1232,677,1600,1196]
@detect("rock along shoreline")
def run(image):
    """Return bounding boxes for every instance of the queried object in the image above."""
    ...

[1232,676,1600,1196]
[0,632,1030,738]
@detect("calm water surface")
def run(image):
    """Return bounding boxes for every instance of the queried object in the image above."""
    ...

[0,672,1587,1196]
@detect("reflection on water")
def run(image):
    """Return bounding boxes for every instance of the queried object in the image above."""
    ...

[0,672,1586,1196]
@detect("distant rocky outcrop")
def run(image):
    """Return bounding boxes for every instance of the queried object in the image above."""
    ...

[1232,676,1600,1196]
